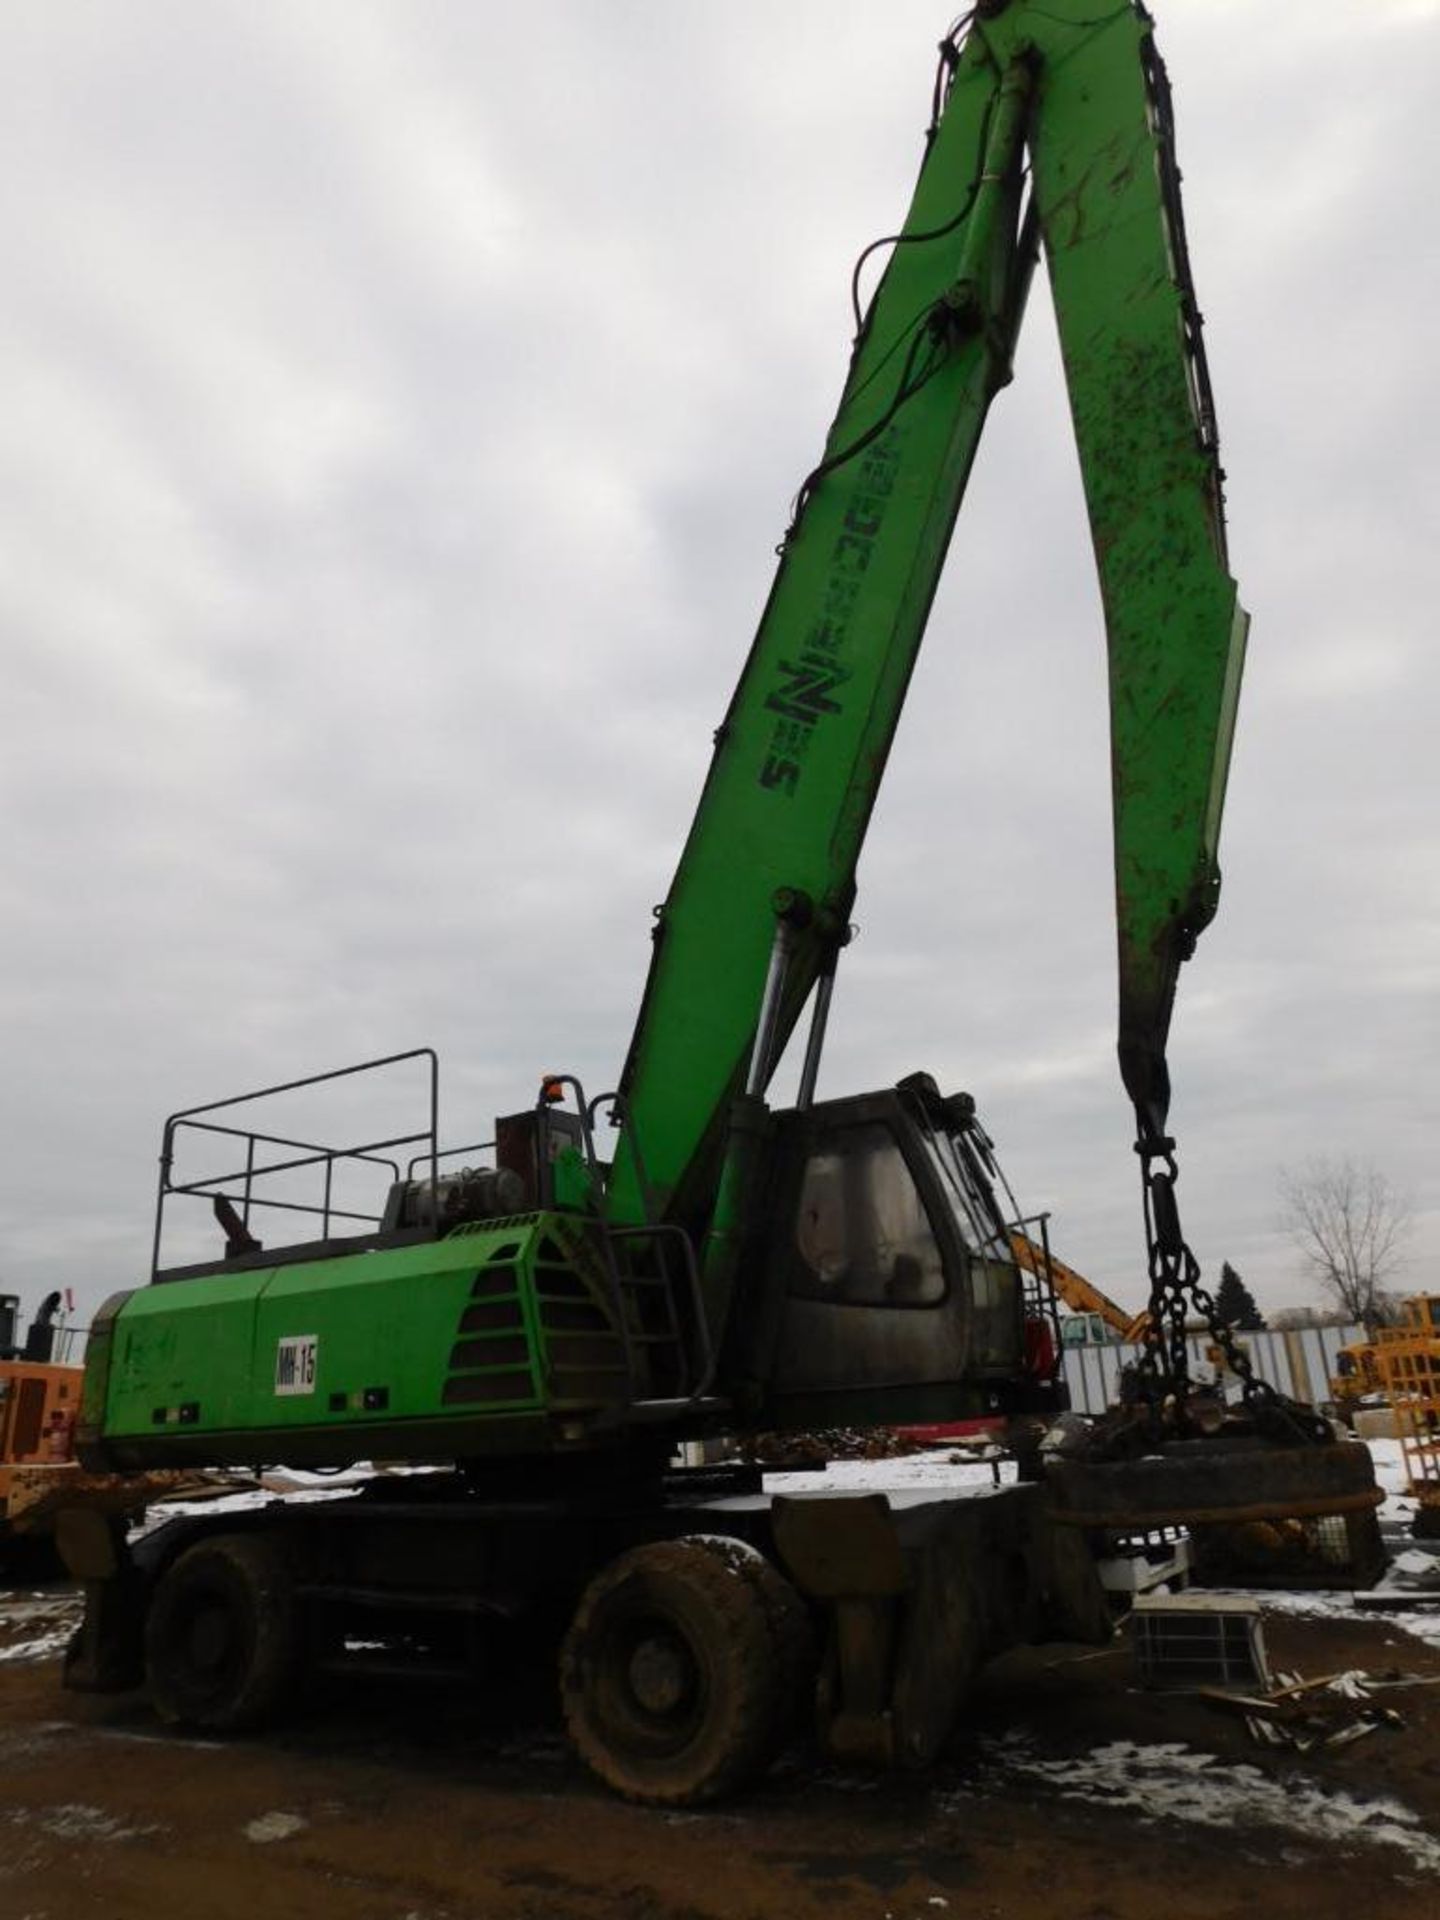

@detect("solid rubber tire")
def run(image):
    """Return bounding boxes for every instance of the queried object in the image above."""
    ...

[559,1539,781,1805]
[691,1537,818,1758]
[145,1532,299,1734]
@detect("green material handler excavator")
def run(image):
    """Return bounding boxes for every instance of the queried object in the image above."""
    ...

[57,1,1379,1802]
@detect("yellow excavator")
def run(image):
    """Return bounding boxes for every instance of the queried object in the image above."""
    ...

[1,1292,84,1575]
[1010,1232,1151,1348]
[1371,1297,1440,1532]
[1332,1294,1440,1419]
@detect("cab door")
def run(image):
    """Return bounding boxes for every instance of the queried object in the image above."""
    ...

[743,1091,987,1429]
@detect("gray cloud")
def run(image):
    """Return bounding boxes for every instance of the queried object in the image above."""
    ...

[2,2,1436,1335]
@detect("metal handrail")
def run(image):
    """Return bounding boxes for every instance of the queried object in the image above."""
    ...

[152,1048,439,1279]
[166,1122,406,1197]
[175,1189,386,1230]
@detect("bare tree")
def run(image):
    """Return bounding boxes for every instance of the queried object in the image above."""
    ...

[1267,1305,1353,1332]
[1278,1157,1412,1326]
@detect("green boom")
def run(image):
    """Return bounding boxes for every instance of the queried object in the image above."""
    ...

[608,0,1246,1237]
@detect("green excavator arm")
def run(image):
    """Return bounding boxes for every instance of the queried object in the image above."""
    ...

[607,0,1247,1245]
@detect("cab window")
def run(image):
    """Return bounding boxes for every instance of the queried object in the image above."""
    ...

[791,1121,945,1307]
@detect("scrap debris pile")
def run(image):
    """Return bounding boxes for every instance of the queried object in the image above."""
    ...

[740,1427,928,1466]
[1200,1667,1412,1755]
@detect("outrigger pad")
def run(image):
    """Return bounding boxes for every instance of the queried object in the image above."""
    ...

[771,1483,1111,1767]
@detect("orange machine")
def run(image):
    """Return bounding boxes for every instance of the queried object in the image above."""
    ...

[1330,1295,1439,1421]
[1373,1296,1440,1531]
[0,1293,84,1552]
[1009,1231,1152,1347]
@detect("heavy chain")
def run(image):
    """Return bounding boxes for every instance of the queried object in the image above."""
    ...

[1134,1132,1328,1442]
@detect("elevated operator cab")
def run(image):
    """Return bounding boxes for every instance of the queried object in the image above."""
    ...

[733,1072,1062,1430]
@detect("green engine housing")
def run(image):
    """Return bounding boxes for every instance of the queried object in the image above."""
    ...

[79,1211,644,1472]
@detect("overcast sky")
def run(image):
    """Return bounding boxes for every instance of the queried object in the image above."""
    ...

[2,0,1436,1338]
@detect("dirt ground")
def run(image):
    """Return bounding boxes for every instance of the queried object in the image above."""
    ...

[3,1592,1439,1920]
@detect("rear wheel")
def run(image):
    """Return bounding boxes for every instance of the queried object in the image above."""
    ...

[559,1539,781,1804]
[145,1533,299,1733]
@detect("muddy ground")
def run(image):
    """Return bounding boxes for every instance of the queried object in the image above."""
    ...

[2,1592,1439,1920]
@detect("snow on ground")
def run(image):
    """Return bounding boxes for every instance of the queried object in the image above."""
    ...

[0,1592,83,1666]
[761,1450,1015,1495]
[126,1462,428,1538]
[3,1801,162,1844]
[1,1439,1437,1873]
[764,1435,1414,1507]
[763,1441,1440,1652]
[5,1438,1436,1662]
[765,1435,1416,1501]
[1256,1588,1440,1653]
[968,1734,1440,1878]
[1368,1438,1419,1522]
[244,1811,309,1845]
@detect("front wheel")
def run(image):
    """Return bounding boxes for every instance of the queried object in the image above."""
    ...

[559,1539,781,1804]
[691,1536,817,1757]
[145,1533,299,1733]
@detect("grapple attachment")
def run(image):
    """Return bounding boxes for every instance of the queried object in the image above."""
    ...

[1043,1422,1386,1590]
